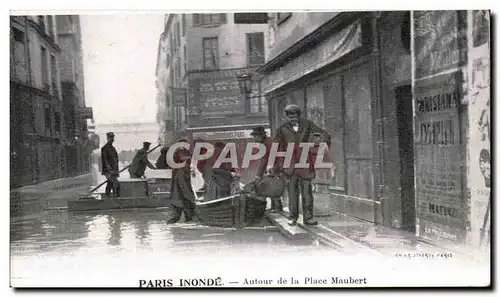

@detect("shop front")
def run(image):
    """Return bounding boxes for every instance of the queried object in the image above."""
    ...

[259,12,385,223]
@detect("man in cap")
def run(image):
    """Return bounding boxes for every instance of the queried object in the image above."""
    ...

[273,104,331,226]
[101,132,120,198]
[128,141,156,179]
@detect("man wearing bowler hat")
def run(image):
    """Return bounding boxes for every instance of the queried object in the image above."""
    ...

[273,104,331,226]
[128,141,156,179]
[101,132,120,198]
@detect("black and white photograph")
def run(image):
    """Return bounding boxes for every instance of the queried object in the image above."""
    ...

[7,3,492,289]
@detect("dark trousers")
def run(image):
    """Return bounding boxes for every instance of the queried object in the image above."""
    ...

[287,175,314,221]
[105,175,120,198]
[270,197,283,212]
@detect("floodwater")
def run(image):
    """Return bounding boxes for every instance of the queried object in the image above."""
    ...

[10,164,332,287]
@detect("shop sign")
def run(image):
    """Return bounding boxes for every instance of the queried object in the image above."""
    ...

[189,69,248,116]
[192,128,271,141]
[262,20,362,94]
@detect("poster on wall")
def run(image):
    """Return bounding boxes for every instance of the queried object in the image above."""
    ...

[468,10,490,249]
[413,10,467,79]
[413,71,467,245]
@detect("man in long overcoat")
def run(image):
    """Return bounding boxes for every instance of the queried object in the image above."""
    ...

[273,104,331,226]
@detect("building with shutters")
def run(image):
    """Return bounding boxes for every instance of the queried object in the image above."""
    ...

[155,13,271,145]
[10,15,92,188]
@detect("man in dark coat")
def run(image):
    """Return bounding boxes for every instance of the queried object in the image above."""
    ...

[128,142,156,178]
[101,132,120,198]
[167,139,196,224]
[273,104,331,226]
[249,126,283,212]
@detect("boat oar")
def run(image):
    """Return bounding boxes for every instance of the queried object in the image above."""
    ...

[87,143,162,195]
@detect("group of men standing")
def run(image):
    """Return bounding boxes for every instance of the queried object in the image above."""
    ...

[100,104,331,227]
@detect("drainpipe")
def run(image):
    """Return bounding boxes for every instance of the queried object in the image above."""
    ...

[24,16,39,184]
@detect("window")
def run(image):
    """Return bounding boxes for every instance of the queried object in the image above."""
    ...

[169,33,173,56]
[40,46,49,90]
[249,79,267,114]
[37,16,45,31]
[203,37,219,69]
[246,32,265,66]
[54,112,61,134]
[277,13,292,25]
[11,27,27,82]
[166,53,170,68]
[183,45,187,74]
[44,105,52,134]
[193,13,227,26]
[175,58,181,79]
[47,15,55,39]
[181,14,186,36]
[175,23,180,48]
[50,55,58,95]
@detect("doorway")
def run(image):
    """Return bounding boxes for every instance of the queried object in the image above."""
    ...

[395,85,416,232]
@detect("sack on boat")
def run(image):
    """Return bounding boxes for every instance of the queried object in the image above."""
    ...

[254,175,285,198]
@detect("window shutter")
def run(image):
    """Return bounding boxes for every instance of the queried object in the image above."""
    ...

[220,13,227,24]
[193,14,200,26]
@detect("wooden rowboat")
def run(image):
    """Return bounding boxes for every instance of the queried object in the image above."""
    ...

[67,170,173,212]
[195,194,267,229]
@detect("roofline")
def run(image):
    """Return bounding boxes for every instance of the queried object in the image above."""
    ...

[256,11,366,74]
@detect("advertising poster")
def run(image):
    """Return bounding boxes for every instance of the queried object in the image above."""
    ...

[413,10,467,79]
[467,10,490,249]
[189,69,245,116]
[413,72,467,245]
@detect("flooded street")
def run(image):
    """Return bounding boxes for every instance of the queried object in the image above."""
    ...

[10,198,332,286]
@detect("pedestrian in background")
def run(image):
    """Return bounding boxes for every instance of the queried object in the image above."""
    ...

[101,132,120,198]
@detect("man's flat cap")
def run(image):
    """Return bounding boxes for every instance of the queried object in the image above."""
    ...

[284,104,302,113]
[106,132,115,137]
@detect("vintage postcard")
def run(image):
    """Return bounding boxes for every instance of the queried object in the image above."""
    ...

[9,7,491,289]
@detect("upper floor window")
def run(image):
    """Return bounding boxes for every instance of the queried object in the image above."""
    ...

[193,13,227,26]
[11,27,27,82]
[175,22,181,48]
[181,14,186,36]
[47,16,55,39]
[37,16,45,31]
[246,32,265,66]
[40,46,49,90]
[183,45,187,74]
[202,37,219,69]
[50,55,58,95]
[277,12,292,25]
